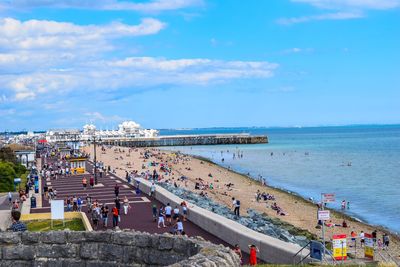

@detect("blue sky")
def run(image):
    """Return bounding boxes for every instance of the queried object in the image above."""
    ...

[0,0,399,131]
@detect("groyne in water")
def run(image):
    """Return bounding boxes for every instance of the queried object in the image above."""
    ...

[102,134,268,147]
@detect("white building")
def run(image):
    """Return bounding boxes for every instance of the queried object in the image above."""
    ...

[15,150,36,168]
[46,120,158,143]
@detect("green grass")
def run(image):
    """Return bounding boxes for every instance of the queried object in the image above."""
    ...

[25,219,85,232]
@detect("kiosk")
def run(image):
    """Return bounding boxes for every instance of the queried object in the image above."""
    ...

[68,157,87,174]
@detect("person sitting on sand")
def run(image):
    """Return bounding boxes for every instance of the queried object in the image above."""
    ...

[325,220,334,228]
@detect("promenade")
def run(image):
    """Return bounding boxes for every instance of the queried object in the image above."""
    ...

[31,156,244,258]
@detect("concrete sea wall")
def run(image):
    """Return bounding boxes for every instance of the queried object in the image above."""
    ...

[136,178,310,264]
[0,230,240,266]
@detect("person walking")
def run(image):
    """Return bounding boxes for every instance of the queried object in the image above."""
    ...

[89,176,94,188]
[165,203,172,225]
[232,197,240,217]
[102,205,109,228]
[115,197,121,222]
[77,197,82,212]
[173,205,180,221]
[112,205,119,228]
[152,204,157,222]
[150,182,156,198]
[123,196,131,215]
[8,192,12,204]
[114,184,120,197]
[181,201,188,221]
[92,207,99,230]
[158,206,166,228]
[383,233,390,249]
[360,231,365,247]
[82,177,87,190]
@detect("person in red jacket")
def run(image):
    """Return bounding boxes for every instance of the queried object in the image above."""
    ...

[249,244,259,266]
[112,205,119,228]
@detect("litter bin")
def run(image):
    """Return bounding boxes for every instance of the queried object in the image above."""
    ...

[34,181,39,194]
[31,196,37,209]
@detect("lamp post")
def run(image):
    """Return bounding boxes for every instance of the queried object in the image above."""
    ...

[92,135,102,185]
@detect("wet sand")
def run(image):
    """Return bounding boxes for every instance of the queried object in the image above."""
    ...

[82,145,400,261]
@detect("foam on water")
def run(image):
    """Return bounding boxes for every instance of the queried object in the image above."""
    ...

[160,125,400,233]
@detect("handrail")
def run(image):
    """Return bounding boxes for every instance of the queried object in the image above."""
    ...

[324,248,338,265]
[292,241,311,265]
[378,249,400,267]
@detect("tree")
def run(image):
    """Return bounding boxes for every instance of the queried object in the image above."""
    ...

[0,161,17,192]
[0,147,17,164]
[13,163,27,177]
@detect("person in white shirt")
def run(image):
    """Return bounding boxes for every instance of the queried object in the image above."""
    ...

[150,183,156,198]
[174,218,184,234]
[173,206,180,221]
[360,231,365,247]
[165,203,172,225]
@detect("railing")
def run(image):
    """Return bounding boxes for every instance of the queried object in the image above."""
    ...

[293,241,311,265]
[293,240,338,265]
[377,249,400,267]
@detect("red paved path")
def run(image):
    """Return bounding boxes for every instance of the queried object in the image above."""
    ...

[32,156,252,262]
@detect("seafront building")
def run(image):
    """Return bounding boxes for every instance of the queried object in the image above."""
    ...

[45,120,159,144]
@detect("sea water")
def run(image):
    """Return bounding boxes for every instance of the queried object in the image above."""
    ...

[159,125,400,233]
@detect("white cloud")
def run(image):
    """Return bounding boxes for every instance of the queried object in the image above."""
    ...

[282,47,315,53]
[0,17,278,102]
[84,112,126,123]
[291,0,400,10]
[0,17,165,51]
[277,11,364,25]
[0,108,16,116]
[4,0,203,12]
[1,56,278,101]
[279,0,400,25]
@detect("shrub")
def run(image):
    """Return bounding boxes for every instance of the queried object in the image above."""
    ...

[0,161,17,192]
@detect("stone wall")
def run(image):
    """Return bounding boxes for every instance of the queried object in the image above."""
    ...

[0,230,240,267]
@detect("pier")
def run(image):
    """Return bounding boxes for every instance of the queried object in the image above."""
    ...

[101,134,268,147]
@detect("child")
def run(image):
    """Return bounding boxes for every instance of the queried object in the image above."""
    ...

[249,244,259,266]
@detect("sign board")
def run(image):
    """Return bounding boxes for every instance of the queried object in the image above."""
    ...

[310,241,323,260]
[322,193,335,203]
[14,178,21,183]
[51,200,65,220]
[332,234,347,260]
[364,233,374,259]
[318,210,330,221]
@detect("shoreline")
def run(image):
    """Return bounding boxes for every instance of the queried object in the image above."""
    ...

[189,153,400,239]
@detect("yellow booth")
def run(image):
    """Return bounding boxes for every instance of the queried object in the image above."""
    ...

[69,157,87,174]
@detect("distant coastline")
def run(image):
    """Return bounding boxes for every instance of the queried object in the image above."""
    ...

[3,123,400,135]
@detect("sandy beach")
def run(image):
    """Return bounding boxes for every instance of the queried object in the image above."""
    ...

[82,145,400,261]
